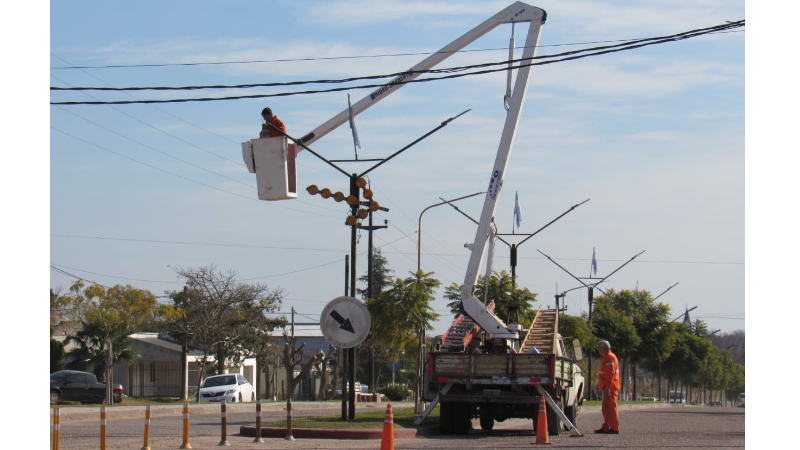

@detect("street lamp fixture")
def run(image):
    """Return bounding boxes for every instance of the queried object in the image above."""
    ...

[417,192,484,272]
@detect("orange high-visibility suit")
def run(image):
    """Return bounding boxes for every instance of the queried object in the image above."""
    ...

[260,116,286,138]
[597,349,620,432]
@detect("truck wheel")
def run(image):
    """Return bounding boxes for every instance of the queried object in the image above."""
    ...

[453,404,472,435]
[440,401,454,435]
[479,404,494,430]
[547,397,562,436]
[563,403,576,431]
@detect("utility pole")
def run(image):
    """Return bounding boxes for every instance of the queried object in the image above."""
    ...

[358,204,388,402]
[295,107,468,421]
[652,282,678,401]
[538,249,645,400]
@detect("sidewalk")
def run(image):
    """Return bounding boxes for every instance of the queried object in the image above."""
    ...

[51,399,414,422]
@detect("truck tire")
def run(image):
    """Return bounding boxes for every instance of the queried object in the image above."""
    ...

[453,404,472,435]
[440,401,454,435]
[479,404,494,430]
[547,396,562,436]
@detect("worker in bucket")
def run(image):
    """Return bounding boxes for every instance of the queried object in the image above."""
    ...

[595,340,620,434]
[260,107,287,138]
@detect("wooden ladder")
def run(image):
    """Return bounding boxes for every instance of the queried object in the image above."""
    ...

[441,301,495,350]
[520,307,559,354]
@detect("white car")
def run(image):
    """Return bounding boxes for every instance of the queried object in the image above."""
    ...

[198,374,255,403]
[735,393,745,408]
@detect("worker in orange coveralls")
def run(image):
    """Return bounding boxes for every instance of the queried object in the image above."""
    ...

[260,107,286,138]
[595,340,620,434]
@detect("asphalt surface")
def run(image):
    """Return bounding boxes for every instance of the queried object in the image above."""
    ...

[50,402,708,450]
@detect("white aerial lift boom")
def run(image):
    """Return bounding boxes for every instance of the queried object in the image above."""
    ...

[243,2,547,339]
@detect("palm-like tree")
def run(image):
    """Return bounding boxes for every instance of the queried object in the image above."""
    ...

[65,320,137,381]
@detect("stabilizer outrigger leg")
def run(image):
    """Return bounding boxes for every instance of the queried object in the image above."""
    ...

[535,385,584,437]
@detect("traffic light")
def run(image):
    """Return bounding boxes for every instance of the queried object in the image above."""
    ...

[307,178,381,227]
[307,185,342,201]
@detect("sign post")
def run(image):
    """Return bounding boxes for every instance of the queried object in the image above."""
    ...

[321,296,372,420]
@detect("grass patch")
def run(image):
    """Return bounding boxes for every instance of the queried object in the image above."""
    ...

[265,406,440,429]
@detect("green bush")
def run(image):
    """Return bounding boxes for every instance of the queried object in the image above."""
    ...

[379,385,410,401]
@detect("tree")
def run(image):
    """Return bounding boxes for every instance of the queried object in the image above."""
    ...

[282,333,322,401]
[357,248,393,299]
[314,344,338,400]
[366,270,441,350]
[50,339,65,373]
[165,266,285,395]
[250,336,283,400]
[65,319,138,379]
[443,270,538,325]
[62,280,165,400]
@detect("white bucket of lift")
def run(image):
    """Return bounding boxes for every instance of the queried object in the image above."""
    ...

[241,137,297,201]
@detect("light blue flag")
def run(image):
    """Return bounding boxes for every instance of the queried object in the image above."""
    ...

[514,191,522,229]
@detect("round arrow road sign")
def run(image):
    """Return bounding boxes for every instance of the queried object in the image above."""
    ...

[320,296,371,348]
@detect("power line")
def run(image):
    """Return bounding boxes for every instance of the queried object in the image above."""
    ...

[51,233,742,266]
[51,234,347,252]
[50,21,743,105]
[50,126,341,219]
[49,30,743,71]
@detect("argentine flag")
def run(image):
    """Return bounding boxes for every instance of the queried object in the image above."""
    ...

[514,191,523,229]
[591,247,598,276]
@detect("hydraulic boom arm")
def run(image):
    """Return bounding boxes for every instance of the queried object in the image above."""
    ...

[292,2,547,340]
[296,2,546,150]
[458,6,545,340]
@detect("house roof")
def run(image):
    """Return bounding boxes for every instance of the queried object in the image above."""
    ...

[127,332,205,356]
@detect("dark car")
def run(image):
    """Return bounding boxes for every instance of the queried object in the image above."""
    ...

[50,370,123,405]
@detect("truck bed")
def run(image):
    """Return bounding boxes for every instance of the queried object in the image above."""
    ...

[430,353,575,385]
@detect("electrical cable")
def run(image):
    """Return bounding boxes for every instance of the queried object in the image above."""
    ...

[50,21,743,105]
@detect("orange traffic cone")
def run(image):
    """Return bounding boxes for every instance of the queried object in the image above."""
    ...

[380,403,394,450]
[532,396,553,445]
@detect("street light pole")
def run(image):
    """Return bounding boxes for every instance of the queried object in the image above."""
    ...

[417,192,484,272]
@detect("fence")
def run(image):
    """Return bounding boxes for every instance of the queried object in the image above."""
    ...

[128,362,182,398]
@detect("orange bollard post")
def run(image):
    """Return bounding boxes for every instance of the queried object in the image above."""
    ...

[180,401,192,449]
[100,405,107,450]
[52,407,60,450]
[380,403,394,450]
[219,399,230,447]
[142,403,152,450]
[285,398,295,441]
[532,396,553,445]
[253,398,265,443]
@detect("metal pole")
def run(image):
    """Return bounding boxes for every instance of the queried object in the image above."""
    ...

[348,174,358,421]
[588,286,594,400]
[368,209,376,401]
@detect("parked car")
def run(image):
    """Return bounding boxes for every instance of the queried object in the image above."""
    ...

[50,370,123,405]
[735,393,745,408]
[197,374,254,403]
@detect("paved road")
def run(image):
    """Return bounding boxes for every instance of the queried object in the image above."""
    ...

[47,402,745,449]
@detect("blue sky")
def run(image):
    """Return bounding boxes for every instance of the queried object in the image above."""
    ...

[46,0,746,338]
